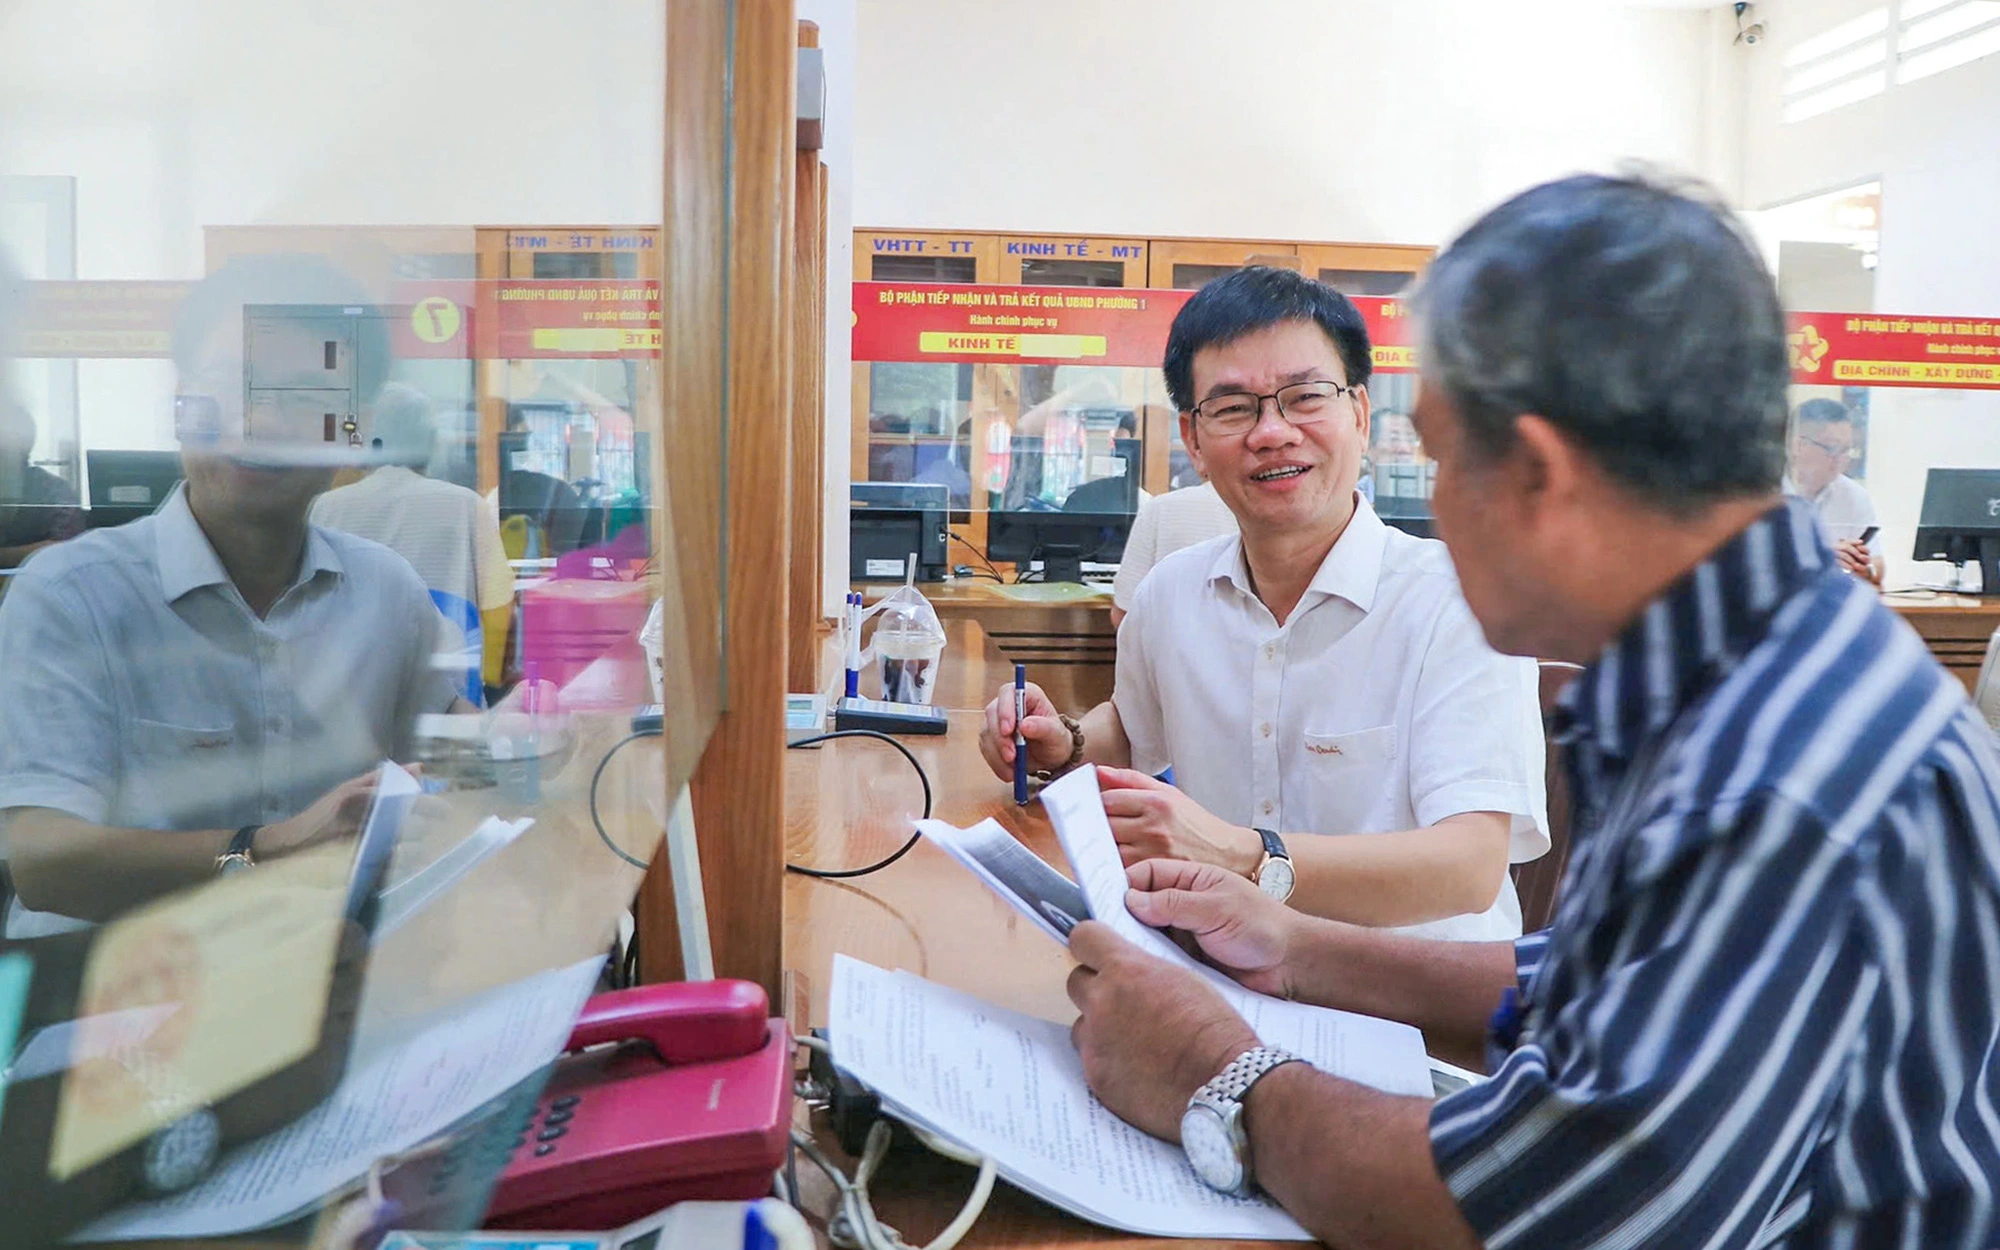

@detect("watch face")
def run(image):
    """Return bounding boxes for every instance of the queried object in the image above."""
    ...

[1180,1102,1246,1193]
[142,1108,220,1193]
[1257,855,1295,902]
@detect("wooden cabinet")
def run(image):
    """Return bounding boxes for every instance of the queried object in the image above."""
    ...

[995,233,1147,287]
[854,230,998,282]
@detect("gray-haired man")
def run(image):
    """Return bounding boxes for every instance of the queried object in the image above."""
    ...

[1062,175,2000,1248]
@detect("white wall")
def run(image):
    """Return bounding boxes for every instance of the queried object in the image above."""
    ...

[853,0,1732,243]
[1742,0,2000,585]
[0,0,664,450]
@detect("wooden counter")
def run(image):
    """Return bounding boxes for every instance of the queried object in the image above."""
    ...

[784,620,1272,1248]
[858,579,1117,712]
[1885,592,2000,692]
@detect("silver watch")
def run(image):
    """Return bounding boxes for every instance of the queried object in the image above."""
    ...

[1180,1046,1305,1195]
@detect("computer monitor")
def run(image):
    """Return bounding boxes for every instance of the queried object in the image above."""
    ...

[85,450,184,527]
[1913,468,2000,594]
[986,510,1133,585]
[851,481,949,582]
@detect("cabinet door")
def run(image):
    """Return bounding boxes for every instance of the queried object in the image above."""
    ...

[1146,239,1301,289]
[855,230,998,282]
[996,234,1146,287]
[1296,243,1433,297]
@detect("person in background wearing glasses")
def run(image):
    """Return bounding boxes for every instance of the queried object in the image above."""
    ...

[980,267,1548,940]
[1785,397,1882,584]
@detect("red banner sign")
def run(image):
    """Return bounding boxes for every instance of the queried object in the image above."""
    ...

[853,282,1416,373]
[389,280,661,360]
[15,281,195,358]
[1788,312,2000,389]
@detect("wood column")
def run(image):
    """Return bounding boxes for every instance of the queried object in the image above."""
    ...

[641,0,798,997]
[788,22,829,695]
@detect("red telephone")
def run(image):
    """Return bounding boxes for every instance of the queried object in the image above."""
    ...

[483,979,792,1231]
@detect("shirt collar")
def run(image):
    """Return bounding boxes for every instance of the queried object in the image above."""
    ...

[1205,493,1388,615]
[1554,496,1831,761]
[153,483,345,605]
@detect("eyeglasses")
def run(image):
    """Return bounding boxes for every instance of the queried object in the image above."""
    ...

[1798,433,1854,461]
[1191,381,1356,436]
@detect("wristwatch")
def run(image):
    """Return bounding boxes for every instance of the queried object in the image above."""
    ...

[1250,828,1294,903]
[1180,1046,1305,1195]
[214,825,260,876]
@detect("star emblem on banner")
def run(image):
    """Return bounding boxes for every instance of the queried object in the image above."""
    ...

[1789,324,1830,373]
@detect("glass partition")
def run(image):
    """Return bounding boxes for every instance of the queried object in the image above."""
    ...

[0,0,734,1239]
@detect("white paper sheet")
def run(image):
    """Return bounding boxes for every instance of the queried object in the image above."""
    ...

[73,955,604,1241]
[830,956,1313,1240]
[916,817,1091,942]
[1036,767,1430,1098]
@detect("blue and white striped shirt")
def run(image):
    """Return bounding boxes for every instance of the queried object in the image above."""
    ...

[1429,499,2000,1250]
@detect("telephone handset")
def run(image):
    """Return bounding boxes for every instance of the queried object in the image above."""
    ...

[483,979,793,1231]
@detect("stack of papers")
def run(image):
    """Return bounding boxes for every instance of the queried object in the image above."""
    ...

[830,768,1431,1239]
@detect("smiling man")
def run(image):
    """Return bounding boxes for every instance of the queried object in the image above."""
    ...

[979,267,1547,938]
[1064,176,2000,1250]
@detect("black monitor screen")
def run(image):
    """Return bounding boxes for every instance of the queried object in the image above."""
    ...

[86,450,184,511]
[1915,468,2000,536]
[986,510,1132,583]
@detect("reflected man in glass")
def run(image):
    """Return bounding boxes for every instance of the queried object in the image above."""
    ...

[0,257,458,936]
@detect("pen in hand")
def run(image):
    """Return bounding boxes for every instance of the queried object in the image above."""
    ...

[1013,663,1029,806]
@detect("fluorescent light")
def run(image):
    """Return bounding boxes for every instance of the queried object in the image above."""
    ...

[1784,40,1888,94]
[1900,0,2000,52]
[1782,69,1888,121]
[1784,7,1889,67]
[1898,16,2000,79]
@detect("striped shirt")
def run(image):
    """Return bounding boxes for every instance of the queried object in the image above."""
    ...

[1429,498,2000,1250]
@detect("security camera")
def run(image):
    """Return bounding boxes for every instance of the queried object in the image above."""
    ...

[1743,21,1766,44]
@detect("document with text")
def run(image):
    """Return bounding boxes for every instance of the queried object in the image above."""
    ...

[836,769,1434,1235]
[831,956,1315,1240]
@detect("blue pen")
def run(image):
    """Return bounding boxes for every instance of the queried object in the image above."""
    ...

[1013,662,1029,805]
[844,593,861,699]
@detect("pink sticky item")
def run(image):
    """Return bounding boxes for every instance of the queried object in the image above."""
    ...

[520,578,653,695]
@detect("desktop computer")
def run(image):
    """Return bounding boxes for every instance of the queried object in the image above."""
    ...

[985,510,1133,585]
[1913,467,2000,594]
[85,450,184,527]
[850,482,950,582]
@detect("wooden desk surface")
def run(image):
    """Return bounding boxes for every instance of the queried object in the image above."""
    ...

[1883,592,2000,692]
[784,630,1277,1248]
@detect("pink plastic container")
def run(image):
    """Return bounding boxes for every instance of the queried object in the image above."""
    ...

[520,577,652,693]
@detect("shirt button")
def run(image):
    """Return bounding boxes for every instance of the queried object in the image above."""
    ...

[1261,800,1274,816]
[1263,644,1276,660]
[1260,723,1272,738]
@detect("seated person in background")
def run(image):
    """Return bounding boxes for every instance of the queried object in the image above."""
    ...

[1063,173,2000,1250]
[0,257,457,936]
[1109,480,1236,629]
[1784,396,1881,583]
[0,403,84,570]
[312,383,515,695]
[982,268,1547,941]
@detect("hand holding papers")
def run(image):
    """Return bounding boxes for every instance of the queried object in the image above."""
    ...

[849,767,1431,1238]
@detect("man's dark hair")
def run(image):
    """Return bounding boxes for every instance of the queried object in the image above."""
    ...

[1794,397,1853,431]
[1413,173,1789,515]
[1162,267,1373,413]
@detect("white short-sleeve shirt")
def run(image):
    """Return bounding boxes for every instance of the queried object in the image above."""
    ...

[1114,497,1549,942]
[1783,472,1877,544]
[0,485,453,935]
[1111,483,1239,612]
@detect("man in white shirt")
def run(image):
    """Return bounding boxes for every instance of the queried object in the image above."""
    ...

[1783,397,1881,583]
[1109,480,1237,628]
[0,256,457,935]
[312,383,516,699]
[980,267,1547,940]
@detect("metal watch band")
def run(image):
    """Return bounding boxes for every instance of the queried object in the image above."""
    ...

[229,825,260,858]
[1253,827,1288,862]
[1198,1046,1305,1106]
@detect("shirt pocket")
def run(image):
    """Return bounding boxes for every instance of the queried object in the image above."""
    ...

[1299,724,1398,832]
[125,718,239,825]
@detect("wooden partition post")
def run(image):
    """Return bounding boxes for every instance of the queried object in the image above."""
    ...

[640,0,798,997]
[788,22,829,695]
